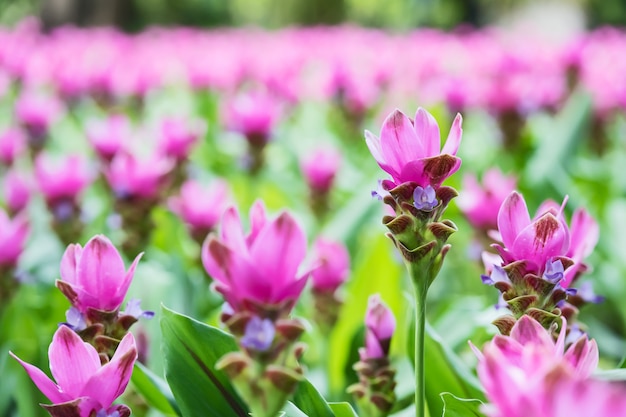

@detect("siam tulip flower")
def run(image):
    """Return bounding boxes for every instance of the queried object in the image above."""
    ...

[0,209,29,268]
[10,325,136,417]
[365,107,462,191]
[473,315,605,417]
[223,89,282,146]
[57,234,142,314]
[3,169,31,215]
[34,153,94,210]
[15,90,63,152]
[157,117,206,161]
[85,114,133,163]
[348,294,397,416]
[457,169,517,231]
[168,178,230,244]
[105,151,173,201]
[0,127,27,166]
[300,148,342,194]
[310,237,350,293]
[202,200,311,317]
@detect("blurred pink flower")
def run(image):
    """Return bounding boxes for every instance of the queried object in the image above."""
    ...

[0,127,26,165]
[57,234,142,313]
[158,117,206,161]
[361,294,395,360]
[301,148,342,194]
[223,90,281,145]
[494,191,570,276]
[3,169,31,214]
[10,325,136,417]
[15,90,63,138]
[310,237,350,293]
[85,114,133,162]
[473,315,607,417]
[105,152,173,200]
[365,107,462,190]
[34,153,94,205]
[202,200,311,316]
[169,179,230,240]
[457,169,517,230]
[0,209,28,268]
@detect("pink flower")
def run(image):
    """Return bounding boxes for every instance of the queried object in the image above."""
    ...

[563,208,599,287]
[202,201,310,316]
[57,235,142,313]
[105,152,173,200]
[0,127,26,165]
[34,153,94,205]
[0,209,29,267]
[157,117,206,161]
[310,237,350,293]
[361,294,396,360]
[494,191,570,276]
[15,90,63,138]
[3,169,31,214]
[10,325,136,417]
[365,107,462,190]
[457,169,517,230]
[223,90,282,145]
[85,114,133,162]
[300,148,342,194]
[169,179,230,232]
[474,315,604,417]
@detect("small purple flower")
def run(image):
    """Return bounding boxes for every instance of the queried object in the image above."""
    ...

[64,306,87,332]
[576,281,605,304]
[240,316,275,352]
[481,264,509,286]
[120,298,154,320]
[413,185,437,211]
[543,259,565,283]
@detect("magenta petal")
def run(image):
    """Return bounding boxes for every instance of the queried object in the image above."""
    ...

[82,335,137,408]
[60,244,81,285]
[414,107,441,157]
[568,208,599,259]
[250,212,306,295]
[247,200,268,246]
[365,130,399,180]
[10,352,67,404]
[112,252,143,310]
[498,192,531,250]
[49,326,100,398]
[272,274,308,305]
[202,237,236,287]
[441,113,463,156]
[509,315,554,349]
[379,110,423,173]
[512,213,569,267]
[564,338,598,378]
[220,207,247,254]
[77,235,126,310]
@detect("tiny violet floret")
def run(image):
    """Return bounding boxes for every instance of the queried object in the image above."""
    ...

[543,258,565,283]
[120,298,155,320]
[413,185,437,211]
[240,316,276,352]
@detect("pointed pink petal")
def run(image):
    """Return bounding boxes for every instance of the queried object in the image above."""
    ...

[82,335,137,408]
[535,199,560,219]
[568,208,599,259]
[201,237,236,287]
[246,200,267,246]
[365,130,399,179]
[379,110,422,173]
[441,113,463,156]
[49,326,101,398]
[60,244,82,285]
[512,213,569,267]
[112,252,143,309]
[564,338,598,378]
[498,192,531,250]
[10,352,67,404]
[414,107,441,157]
[510,315,554,349]
[220,207,247,254]
[250,212,307,302]
[77,235,126,311]
[272,274,308,306]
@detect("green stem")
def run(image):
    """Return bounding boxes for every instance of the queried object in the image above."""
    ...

[409,264,428,417]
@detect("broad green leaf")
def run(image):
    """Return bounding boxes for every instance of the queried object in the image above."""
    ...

[131,362,181,416]
[440,393,484,417]
[292,379,335,417]
[160,305,249,417]
[328,402,359,417]
[282,401,309,417]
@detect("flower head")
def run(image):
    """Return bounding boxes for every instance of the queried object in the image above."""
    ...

[157,117,205,161]
[0,209,29,268]
[361,294,396,360]
[310,237,350,293]
[57,235,142,313]
[10,325,136,417]
[300,148,342,194]
[34,153,94,206]
[86,114,133,162]
[3,169,31,214]
[202,200,310,317]
[0,127,26,166]
[105,152,173,200]
[365,107,462,190]
[169,179,230,233]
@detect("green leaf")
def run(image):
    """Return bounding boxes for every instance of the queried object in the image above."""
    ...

[160,305,249,417]
[131,362,181,416]
[328,402,359,417]
[282,402,310,417]
[593,369,626,381]
[441,393,484,417]
[292,379,335,417]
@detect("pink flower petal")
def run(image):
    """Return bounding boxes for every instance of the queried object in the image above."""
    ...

[414,107,441,157]
[441,113,463,156]
[379,110,422,174]
[10,352,67,404]
[220,207,247,254]
[365,130,399,180]
[512,213,569,268]
[112,251,143,309]
[246,200,267,246]
[60,244,82,285]
[498,192,531,250]
[510,315,554,349]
